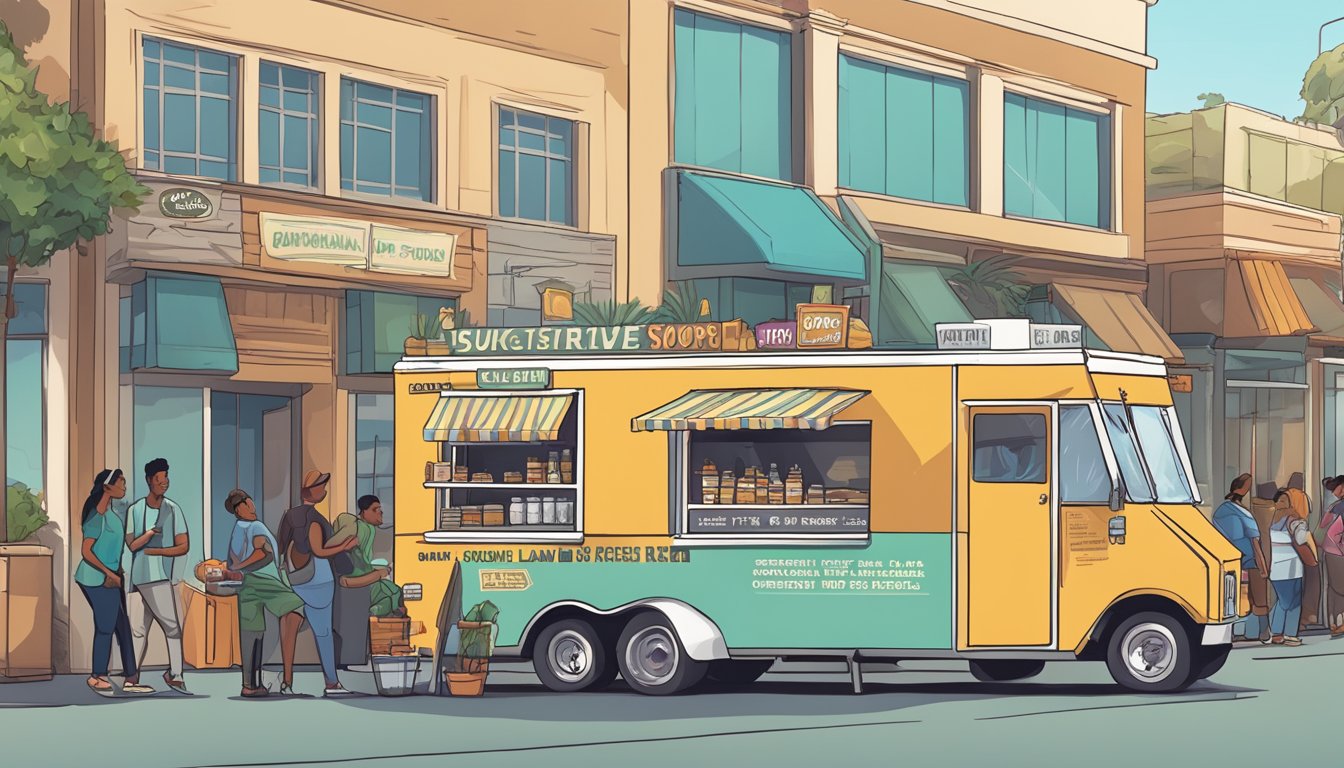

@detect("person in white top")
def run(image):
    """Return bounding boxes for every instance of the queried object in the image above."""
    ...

[1266,488,1312,647]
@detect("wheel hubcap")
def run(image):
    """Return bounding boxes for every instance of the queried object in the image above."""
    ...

[548,630,593,684]
[1121,622,1176,682]
[625,627,678,687]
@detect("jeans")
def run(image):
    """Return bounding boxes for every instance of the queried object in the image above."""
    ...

[129,580,184,678]
[291,558,337,684]
[1270,577,1305,637]
[80,583,137,679]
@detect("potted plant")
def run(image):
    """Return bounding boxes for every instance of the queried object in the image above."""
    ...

[446,600,498,696]
[404,313,434,356]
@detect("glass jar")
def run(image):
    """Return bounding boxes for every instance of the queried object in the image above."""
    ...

[526,497,542,525]
[509,497,525,526]
[542,497,557,524]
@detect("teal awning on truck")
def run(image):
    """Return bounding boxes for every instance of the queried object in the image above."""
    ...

[672,170,868,283]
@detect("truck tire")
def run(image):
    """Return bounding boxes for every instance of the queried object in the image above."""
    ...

[533,619,616,692]
[1105,611,1197,692]
[616,612,708,695]
[1195,645,1232,681]
[968,660,1045,682]
[706,659,774,686]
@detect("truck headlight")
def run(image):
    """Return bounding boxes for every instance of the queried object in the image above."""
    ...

[1224,571,1238,618]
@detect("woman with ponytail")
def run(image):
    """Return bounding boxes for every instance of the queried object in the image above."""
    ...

[74,469,154,695]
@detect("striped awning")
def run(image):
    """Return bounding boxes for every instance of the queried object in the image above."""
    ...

[423,394,573,443]
[1233,259,1317,337]
[632,388,868,432]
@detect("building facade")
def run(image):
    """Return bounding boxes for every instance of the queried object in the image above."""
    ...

[1147,104,1344,519]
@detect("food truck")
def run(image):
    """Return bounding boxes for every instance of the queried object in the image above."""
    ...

[394,319,1240,695]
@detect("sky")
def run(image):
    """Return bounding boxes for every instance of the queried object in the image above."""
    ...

[1146,0,1344,118]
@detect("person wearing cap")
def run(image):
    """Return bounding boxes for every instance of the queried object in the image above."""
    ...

[328,495,402,668]
[223,489,305,698]
[1320,475,1344,636]
[277,470,358,696]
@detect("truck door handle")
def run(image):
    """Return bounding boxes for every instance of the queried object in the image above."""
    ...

[1039,494,1049,505]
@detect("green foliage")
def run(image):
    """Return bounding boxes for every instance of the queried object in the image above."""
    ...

[456,308,475,329]
[458,601,499,674]
[6,482,46,542]
[571,298,654,327]
[1301,45,1344,125]
[653,283,707,323]
[1197,92,1225,108]
[0,21,147,273]
[408,312,436,341]
[942,256,1030,319]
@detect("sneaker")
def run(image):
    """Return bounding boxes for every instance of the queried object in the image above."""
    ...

[241,687,270,699]
[1283,636,1304,646]
[323,684,356,697]
[121,682,155,695]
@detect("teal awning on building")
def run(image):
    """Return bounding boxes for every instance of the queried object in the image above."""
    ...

[672,170,868,283]
[124,272,238,373]
[878,262,974,347]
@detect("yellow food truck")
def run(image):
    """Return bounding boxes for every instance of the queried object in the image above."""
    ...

[394,319,1240,695]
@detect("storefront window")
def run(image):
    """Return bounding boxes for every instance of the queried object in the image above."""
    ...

[1325,368,1344,482]
[682,424,871,536]
[1060,405,1111,504]
[689,277,817,327]
[132,387,205,584]
[345,290,457,374]
[353,394,395,559]
[1224,385,1307,503]
[1004,93,1111,228]
[5,283,46,533]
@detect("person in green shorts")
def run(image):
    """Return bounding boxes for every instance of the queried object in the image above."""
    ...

[332,495,402,617]
[223,489,305,698]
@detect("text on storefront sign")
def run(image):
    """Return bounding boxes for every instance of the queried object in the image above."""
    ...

[260,213,458,277]
[476,367,550,389]
[158,188,214,219]
[796,304,850,349]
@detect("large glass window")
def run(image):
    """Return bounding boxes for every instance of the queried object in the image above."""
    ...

[5,283,46,538]
[689,277,817,327]
[340,78,433,201]
[1224,385,1307,506]
[1060,405,1110,504]
[132,387,205,585]
[142,38,237,180]
[498,107,574,225]
[259,62,320,189]
[1004,93,1111,228]
[353,394,395,562]
[838,55,969,206]
[344,290,457,374]
[673,9,792,180]
[684,424,871,535]
[972,414,1046,483]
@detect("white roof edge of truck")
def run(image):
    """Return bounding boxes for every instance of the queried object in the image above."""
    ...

[394,347,1169,379]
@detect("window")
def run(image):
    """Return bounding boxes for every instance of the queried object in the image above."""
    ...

[498,107,574,225]
[340,78,433,201]
[689,277,817,327]
[4,284,46,534]
[142,38,237,180]
[344,290,457,374]
[354,394,395,561]
[1100,403,1154,503]
[683,424,871,536]
[972,414,1047,483]
[1129,406,1195,504]
[1004,93,1111,228]
[838,55,969,206]
[260,62,319,188]
[673,9,792,181]
[1059,405,1111,504]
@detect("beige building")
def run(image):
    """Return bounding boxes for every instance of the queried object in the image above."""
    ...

[6,0,1166,673]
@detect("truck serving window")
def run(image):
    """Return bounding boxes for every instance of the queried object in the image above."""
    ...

[971,414,1046,483]
[1059,405,1111,504]
[682,424,871,537]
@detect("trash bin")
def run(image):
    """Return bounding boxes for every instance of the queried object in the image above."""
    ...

[371,655,421,696]
[0,544,53,681]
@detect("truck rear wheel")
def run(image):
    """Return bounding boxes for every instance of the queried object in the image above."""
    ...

[616,613,707,695]
[969,660,1045,682]
[1105,611,1196,693]
[533,619,616,692]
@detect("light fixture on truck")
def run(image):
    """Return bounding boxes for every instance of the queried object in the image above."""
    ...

[1224,572,1238,619]
[934,319,1083,351]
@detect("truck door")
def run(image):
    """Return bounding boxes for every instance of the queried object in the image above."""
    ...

[966,404,1055,647]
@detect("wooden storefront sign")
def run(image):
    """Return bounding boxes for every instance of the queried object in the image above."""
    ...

[796,304,849,349]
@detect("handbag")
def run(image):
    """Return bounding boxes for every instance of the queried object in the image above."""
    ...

[1291,519,1319,568]
[285,546,317,586]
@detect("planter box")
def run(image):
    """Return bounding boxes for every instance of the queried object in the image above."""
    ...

[0,544,53,681]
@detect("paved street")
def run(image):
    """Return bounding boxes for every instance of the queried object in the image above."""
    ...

[1,637,1338,767]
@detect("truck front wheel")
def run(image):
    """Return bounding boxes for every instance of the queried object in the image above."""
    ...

[1105,611,1197,692]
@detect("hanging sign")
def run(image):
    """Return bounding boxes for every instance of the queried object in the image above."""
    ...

[260,213,369,266]
[448,326,647,356]
[1168,374,1194,393]
[796,304,850,349]
[754,320,796,350]
[158,188,214,219]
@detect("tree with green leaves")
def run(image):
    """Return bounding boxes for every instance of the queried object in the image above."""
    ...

[1197,92,1226,109]
[1301,44,1344,125]
[0,21,147,540]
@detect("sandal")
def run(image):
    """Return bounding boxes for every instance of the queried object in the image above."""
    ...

[86,676,113,696]
[162,672,190,694]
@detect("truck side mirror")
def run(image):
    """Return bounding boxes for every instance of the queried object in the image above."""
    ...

[1109,483,1124,512]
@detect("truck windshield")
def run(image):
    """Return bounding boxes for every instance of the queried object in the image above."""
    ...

[1100,403,1196,504]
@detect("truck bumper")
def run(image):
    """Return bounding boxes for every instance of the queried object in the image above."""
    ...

[1201,622,1233,646]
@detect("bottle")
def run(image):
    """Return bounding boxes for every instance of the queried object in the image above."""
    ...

[785,465,804,505]
[701,459,719,505]
[561,449,574,484]
[768,464,784,505]
[547,451,561,484]
[509,497,525,526]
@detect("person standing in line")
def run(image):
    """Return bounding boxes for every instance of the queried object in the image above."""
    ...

[1212,473,1270,641]
[223,489,306,698]
[124,458,189,693]
[1266,488,1312,646]
[277,470,358,696]
[330,495,401,669]
[1320,476,1344,636]
[75,469,155,696]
